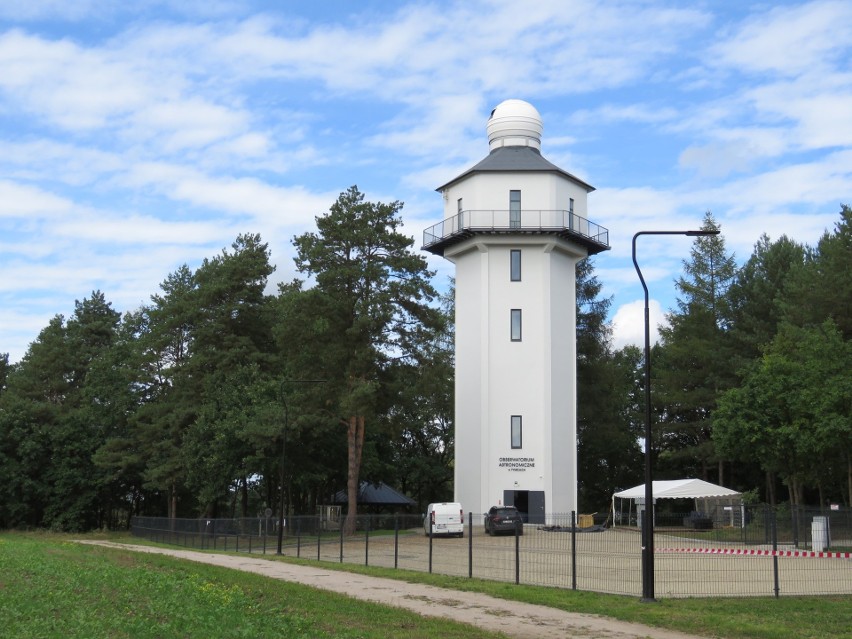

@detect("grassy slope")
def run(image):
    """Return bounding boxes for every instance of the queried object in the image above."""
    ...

[0,533,499,639]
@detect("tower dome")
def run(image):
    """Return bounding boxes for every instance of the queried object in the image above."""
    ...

[486,99,543,151]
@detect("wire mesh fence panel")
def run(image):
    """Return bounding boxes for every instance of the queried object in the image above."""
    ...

[576,547,640,597]
[130,508,852,598]
[519,548,571,589]
[574,529,641,597]
[393,532,434,573]
[428,535,474,578]
[776,555,852,596]
[358,533,398,569]
[470,528,521,583]
[329,520,353,564]
[519,527,574,589]
[655,553,778,598]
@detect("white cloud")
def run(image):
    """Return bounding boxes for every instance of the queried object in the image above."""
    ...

[678,125,790,178]
[125,163,338,226]
[744,80,852,150]
[0,140,123,186]
[611,298,669,350]
[127,98,251,152]
[710,1,852,76]
[0,30,154,131]
[0,180,73,218]
[1,1,851,365]
[671,1,852,179]
[370,94,487,159]
[570,103,680,127]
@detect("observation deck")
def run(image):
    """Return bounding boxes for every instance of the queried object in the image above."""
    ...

[422,209,610,257]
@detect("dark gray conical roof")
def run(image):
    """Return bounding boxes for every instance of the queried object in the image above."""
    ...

[436,145,594,193]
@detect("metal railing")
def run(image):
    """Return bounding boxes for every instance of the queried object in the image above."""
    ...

[422,209,610,250]
[131,505,851,599]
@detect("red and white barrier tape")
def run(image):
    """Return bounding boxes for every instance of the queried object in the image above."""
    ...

[657,547,850,559]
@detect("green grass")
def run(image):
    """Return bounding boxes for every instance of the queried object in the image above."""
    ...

[0,533,499,639]
[3,531,851,639]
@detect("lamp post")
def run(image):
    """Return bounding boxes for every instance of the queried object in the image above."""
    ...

[277,379,326,555]
[632,229,719,602]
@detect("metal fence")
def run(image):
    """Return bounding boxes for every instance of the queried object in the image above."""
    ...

[421,209,610,250]
[131,505,851,598]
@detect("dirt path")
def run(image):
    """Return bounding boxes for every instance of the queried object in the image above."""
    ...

[78,541,709,639]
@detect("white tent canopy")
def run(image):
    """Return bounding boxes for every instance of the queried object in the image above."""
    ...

[614,478,740,500]
[611,479,741,528]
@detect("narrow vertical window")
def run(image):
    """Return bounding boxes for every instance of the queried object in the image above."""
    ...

[510,249,521,281]
[511,415,522,449]
[569,197,575,230]
[510,190,521,228]
[510,309,522,341]
[457,197,464,230]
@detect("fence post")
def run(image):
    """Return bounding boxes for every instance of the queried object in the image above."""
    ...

[763,504,770,545]
[339,518,344,563]
[772,509,780,598]
[514,519,520,585]
[297,518,302,558]
[394,515,399,569]
[791,504,799,549]
[428,524,433,574]
[317,515,321,561]
[365,517,370,566]
[571,511,577,590]
[468,511,473,578]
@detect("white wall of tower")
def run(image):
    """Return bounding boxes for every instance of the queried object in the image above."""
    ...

[447,236,584,519]
[432,99,596,521]
[442,173,590,220]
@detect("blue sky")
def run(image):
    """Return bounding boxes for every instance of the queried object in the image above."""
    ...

[1,0,850,363]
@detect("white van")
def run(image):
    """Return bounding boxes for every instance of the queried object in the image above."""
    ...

[424,502,465,537]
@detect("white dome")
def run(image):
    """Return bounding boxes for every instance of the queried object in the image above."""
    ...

[486,99,542,151]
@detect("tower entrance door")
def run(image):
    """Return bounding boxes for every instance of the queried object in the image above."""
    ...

[503,490,545,524]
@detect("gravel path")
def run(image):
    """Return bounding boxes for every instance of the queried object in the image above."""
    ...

[78,541,710,639]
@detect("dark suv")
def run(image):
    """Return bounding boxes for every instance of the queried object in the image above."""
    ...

[483,506,524,536]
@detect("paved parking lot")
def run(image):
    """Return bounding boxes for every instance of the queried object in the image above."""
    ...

[289,525,852,598]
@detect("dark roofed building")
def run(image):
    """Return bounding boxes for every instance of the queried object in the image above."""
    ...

[331,481,416,507]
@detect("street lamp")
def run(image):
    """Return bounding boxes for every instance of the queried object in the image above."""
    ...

[631,228,719,602]
[277,379,326,555]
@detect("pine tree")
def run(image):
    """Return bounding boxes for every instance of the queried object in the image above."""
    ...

[655,212,738,483]
[576,258,643,512]
[291,186,439,534]
[782,205,852,339]
[726,233,806,367]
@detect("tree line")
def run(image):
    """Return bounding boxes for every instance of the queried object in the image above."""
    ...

[0,190,849,531]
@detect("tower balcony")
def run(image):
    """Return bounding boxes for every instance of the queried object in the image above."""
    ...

[422,209,610,256]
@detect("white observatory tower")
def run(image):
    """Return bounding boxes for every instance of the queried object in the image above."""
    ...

[422,99,609,522]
